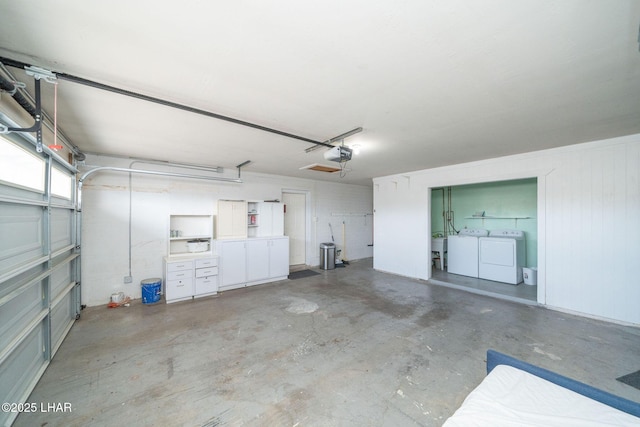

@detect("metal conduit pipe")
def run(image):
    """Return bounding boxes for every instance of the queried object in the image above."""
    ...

[77,166,242,211]
[128,158,223,174]
[124,159,225,278]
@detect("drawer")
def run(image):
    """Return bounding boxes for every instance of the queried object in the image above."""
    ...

[168,270,193,281]
[167,260,194,272]
[195,276,218,295]
[165,278,193,300]
[195,266,218,278]
[196,258,218,268]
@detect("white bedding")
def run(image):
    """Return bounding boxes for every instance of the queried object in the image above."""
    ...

[443,365,640,426]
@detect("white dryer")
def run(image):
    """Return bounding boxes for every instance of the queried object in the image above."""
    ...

[447,228,488,278]
[478,230,526,284]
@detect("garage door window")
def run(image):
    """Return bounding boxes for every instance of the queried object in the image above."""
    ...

[0,135,45,193]
[51,167,72,199]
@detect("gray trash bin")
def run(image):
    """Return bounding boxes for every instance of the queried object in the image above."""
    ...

[319,242,336,270]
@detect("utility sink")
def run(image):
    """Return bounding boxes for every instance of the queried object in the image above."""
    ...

[431,237,447,270]
[431,237,447,253]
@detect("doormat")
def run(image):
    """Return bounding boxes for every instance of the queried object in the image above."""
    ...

[617,370,640,391]
[288,269,321,280]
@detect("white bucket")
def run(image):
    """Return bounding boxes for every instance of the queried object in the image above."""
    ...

[523,267,537,286]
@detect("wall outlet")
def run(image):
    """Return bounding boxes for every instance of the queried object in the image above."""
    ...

[124,276,132,284]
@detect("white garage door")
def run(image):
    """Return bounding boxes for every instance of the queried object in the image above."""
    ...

[0,133,80,426]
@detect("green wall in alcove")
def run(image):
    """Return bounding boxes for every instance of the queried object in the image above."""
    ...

[431,178,537,267]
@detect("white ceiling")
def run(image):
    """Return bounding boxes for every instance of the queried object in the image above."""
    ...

[1,0,639,186]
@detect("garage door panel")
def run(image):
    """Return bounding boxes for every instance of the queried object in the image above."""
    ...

[0,203,44,276]
[50,259,73,300]
[51,290,74,354]
[51,207,73,251]
[0,319,46,426]
[0,279,45,353]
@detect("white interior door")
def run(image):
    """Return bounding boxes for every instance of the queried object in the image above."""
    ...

[283,192,306,265]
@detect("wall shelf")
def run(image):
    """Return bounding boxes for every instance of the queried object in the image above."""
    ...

[463,216,533,227]
[464,216,532,219]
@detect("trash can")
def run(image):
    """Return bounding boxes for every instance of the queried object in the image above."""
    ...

[319,242,336,270]
[523,268,537,286]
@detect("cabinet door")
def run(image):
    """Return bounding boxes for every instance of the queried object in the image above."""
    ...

[217,201,235,238]
[166,278,193,301]
[231,201,247,237]
[217,201,248,239]
[221,241,247,286]
[247,239,270,282]
[269,237,290,278]
[256,203,284,237]
[255,203,271,237]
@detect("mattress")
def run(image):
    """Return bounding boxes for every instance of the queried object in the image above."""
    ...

[443,365,640,426]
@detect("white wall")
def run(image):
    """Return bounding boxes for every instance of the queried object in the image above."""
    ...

[373,133,640,325]
[80,155,373,307]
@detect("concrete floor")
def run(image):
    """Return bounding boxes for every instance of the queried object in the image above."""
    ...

[430,268,538,305]
[16,258,640,427]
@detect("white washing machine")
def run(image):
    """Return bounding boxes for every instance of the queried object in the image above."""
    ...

[478,229,526,284]
[447,228,488,278]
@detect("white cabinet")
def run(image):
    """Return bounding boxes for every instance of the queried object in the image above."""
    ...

[247,239,270,282]
[255,202,284,237]
[217,237,289,292]
[247,237,289,280]
[165,259,194,302]
[164,256,218,303]
[194,258,219,296]
[217,200,247,239]
[168,215,213,256]
[219,240,247,289]
[269,237,290,277]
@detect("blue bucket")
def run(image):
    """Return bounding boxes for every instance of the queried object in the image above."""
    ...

[141,278,162,304]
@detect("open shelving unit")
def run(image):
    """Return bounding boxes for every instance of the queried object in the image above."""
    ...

[247,201,259,237]
[168,214,214,256]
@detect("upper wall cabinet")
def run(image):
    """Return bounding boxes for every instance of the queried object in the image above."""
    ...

[249,202,284,238]
[217,200,248,239]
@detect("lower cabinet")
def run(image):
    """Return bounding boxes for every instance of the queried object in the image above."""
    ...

[218,237,289,291]
[164,256,218,303]
[247,239,270,282]
[219,240,247,288]
[268,237,290,278]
